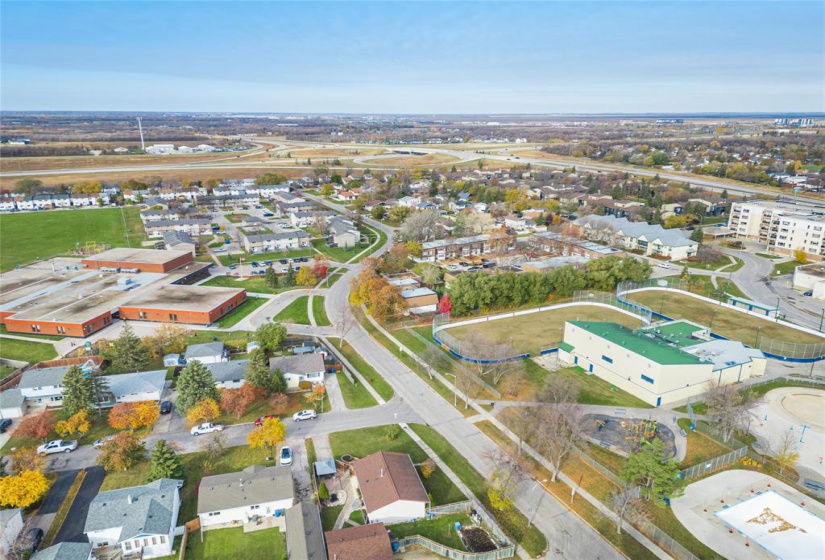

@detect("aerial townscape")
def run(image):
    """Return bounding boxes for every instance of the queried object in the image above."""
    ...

[0,2,824,560]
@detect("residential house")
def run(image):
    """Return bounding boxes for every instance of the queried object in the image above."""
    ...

[325,524,394,560]
[576,215,698,261]
[197,466,294,530]
[184,342,227,365]
[290,210,336,229]
[352,451,429,524]
[0,387,25,419]
[0,509,23,560]
[400,287,439,315]
[397,196,419,208]
[204,360,248,390]
[242,231,309,254]
[334,190,358,202]
[285,502,326,560]
[326,216,360,248]
[30,543,93,560]
[257,184,291,199]
[145,219,212,239]
[17,367,165,409]
[269,353,326,389]
[529,232,627,259]
[99,370,166,407]
[84,479,182,559]
[163,231,197,257]
[419,232,515,262]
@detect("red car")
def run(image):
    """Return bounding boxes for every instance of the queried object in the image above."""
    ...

[254,415,277,427]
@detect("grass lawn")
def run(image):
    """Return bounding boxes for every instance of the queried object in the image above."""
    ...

[312,239,368,263]
[0,337,57,364]
[335,370,378,409]
[348,509,365,525]
[330,338,394,401]
[186,330,255,345]
[318,269,345,288]
[625,289,825,346]
[388,514,471,550]
[217,248,315,266]
[100,445,273,523]
[676,255,743,272]
[214,297,268,328]
[409,424,547,557]
[200,275,304,296]
[311,296,330,326]
[682,275,747,299]
[216,392,317,426]
[536,363,653,408]
[187,526,286,560]
[583,442,628,475]
[773,260,802,276]
[321,504,344,532]
[677,419,732,467]
[417,464,466,505]
[0,207,146,271]
[351,225,387,263]
[442,305,643,356]
[224,213,251,223]
[1,364,17,380]
[755,252,782,259]
[273,296,311,324]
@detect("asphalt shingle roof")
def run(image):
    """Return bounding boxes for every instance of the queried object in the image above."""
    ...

[105,370,166,398]
[353,451,428,515]
[197,465,293,515]
[204,360,248,384]
[269,354,325,375]
[85,479,182,542]
[31,542,93,560]
[185,342,225,360]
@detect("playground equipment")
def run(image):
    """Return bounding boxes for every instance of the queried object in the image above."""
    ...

[626,419,659,450]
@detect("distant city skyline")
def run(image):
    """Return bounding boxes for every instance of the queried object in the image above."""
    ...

[2,1,823,113]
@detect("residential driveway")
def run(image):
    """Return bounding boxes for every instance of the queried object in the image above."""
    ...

[38,469,80,514]
[54,466,105,544]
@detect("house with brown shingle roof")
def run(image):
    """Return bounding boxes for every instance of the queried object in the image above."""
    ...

[325,523,394,560]
[352,451,429,524]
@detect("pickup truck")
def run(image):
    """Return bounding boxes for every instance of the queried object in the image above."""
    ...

[37,439,78,455]
[190,423,224,436]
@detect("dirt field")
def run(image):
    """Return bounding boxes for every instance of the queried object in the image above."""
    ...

[440,305,644,356]
[624,289,825,346]
[365,153,460,166]
[0,149,261,173]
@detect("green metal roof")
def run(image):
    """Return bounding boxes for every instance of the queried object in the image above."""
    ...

[559,342,575,353]
[645,321,706,347]
[568,321,705,366]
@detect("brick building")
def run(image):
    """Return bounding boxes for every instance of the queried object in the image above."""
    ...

[118,285,246,325]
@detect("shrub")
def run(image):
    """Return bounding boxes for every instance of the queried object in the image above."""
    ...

[385,425,401,441]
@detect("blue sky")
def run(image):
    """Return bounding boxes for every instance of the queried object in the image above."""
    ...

[2,1,822,113]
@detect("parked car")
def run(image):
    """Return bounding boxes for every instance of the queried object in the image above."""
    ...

[279,259,288,265]
[19,528,43,556]
[93,436,116,449]
[37,439,78,455]
[292,410,317,422]
[804,290,813,296]
[657,263,671,269]
[280,445,293,466]
[458,261,470,267]
[190,423,224,436]
[255,415,277,427]
[0,418,12,433]
[160,401,173,414]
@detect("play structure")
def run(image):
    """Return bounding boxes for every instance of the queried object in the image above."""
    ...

[582,413,677,458]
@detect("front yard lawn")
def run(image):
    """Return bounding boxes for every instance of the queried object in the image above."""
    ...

[200,275,303,296]
[773,260,802,276]
[330,339,394,401]
[311,296,330,326]
[335,371,378,409]
[273,296,311,325]
[388,513,471,550]
[214,297,268,328]
[187,526,286,560]
[321,504,344,532]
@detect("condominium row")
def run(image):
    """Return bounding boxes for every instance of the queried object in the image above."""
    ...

[728,200,825,259]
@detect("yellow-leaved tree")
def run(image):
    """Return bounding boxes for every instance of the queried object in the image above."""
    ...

[0,470,50,508]
[185,398,221,428]
[55,410,90,438]
[247,417,286,460]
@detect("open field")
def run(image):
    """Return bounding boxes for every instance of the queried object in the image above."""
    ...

[624,289,825,345]
[0,337,58,363]
[0,207,146,271]
[199,275,303,296]
[441,305,644,356]
[286,147,386,158]
[365,153,460,166]
[273,296,311,324]
[214,296,267,328]
[0,149,255,173]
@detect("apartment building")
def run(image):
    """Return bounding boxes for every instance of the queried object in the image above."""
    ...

[728,200,825,259]
[575,215,698,261]
[419,232,515,262]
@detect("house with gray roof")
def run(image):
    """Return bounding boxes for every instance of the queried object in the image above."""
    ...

[100,370,166,407]
[1,508,24,560]
[204,360,248,389]
[31,542,92,560]
[326,216,360,248]
[242,230,309,254]
[184,342,227,364]
[269,353,325,390]
[0,388,26,418]
[576,215,698,261]
[85,478,182,559]
[197,465,294,530]
[286,502,326,560]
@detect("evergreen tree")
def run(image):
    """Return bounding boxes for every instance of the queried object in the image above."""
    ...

[272,368,287,394]
[245,349,274,394]
[89,371,111,416]
[284,264,296,286]
[621,438,686,507]
[265,266,277,289]
[690,227,704,244]
[62,365,94,415]
[147,439,184,482]
[176,360,219,413]
[109,323,150,373]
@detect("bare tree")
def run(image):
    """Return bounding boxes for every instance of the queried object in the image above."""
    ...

[398,209,440,242]
[769,431,800,476]
[507,406,539,455]
[484,447,525,511]
[542,372,581,404]
[611,481,641,535]
[534,405,582,482]
[200,431,228,461]
[705,381,761,442]
[335,306,356,345]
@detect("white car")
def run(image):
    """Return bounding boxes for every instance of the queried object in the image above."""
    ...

[657,262,671,269]
[190,423,224,436]
[280,445,293,466]
[93,436,116,449]
[37,439,78,455]
[292,410,317,422]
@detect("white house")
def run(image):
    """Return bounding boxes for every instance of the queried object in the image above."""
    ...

[84,479,182,559]
[197,465,294,530]
[257,184,291,198]
[100,370,166,406]
[0,508,24,560]
[242,231,310,253]
[269,354,326,389]
[30,542,93,560]
[353,451,429,524]
[204,361,247,390]
[576,215,698,261]
[184,342,227,365]
[0,389,26,419]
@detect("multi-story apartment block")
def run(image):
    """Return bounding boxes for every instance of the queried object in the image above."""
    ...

[728,200,825,259]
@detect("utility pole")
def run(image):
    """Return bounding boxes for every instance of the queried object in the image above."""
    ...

[137,117,145,152]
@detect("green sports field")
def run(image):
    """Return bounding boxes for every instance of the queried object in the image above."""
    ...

[625,289,825,346]
[440,305,644,356]
[0,207,146,271]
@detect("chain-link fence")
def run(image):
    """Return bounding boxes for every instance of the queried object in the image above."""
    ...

[432,312,529,364]
[617,278,825,361]
[629,515,701,560]
[571,290,653,325]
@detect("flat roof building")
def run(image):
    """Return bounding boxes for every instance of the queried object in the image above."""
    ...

[559,320,766,407]
[82,248,193,273]
[118,285,246,326]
